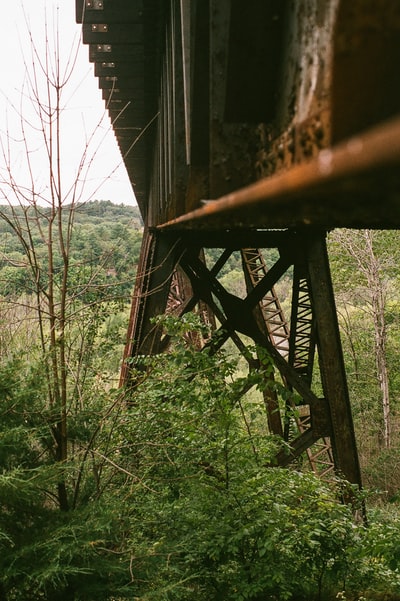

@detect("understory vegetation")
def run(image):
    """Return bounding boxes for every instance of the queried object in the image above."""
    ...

[0,204,399,600]
[0,314,400,601]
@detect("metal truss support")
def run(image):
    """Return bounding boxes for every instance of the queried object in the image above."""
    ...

[241,248,290,357]
[122,227,361,488]
[120,229,180,385]
[241,248,335,479]
[241,248,288,438]
[305,234,361,485]
[288,266,335,478]
[162,263,216,350]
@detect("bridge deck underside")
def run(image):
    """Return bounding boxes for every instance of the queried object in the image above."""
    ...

[77,0,400,490]
[159,115,400,231]
[76,0,400,231]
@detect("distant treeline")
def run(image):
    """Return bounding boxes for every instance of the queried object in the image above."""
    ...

[0,200,144,298]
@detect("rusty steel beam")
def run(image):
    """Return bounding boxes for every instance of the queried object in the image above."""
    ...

[158,115,400,231]
[289,268,316,384]
[122,225,361,486]
[161,262,216,351]
[306,233,362,486]
[180,245,311,395]
[288,264,335,479]
[120,229,179,385]
[242,249,287,438]
[173,231,361,486]
[102,1,369,489]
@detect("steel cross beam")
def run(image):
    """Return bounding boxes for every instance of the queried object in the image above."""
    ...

[241,248,335,478]
[122,227,361,488]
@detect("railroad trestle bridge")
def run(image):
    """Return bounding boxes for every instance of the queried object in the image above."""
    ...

[76,0,400,489]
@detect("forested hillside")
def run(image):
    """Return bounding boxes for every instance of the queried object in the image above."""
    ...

[329,229,400,499]
[0,200,143,299]
[0,204,399,600]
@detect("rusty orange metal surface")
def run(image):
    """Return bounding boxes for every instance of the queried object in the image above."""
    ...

[159,116,400,231]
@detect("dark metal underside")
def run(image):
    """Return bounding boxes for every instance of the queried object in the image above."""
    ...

[159,116,400,231]
[76,0,400,231]
[76,0,163,216]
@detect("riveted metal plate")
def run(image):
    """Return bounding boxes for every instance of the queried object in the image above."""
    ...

[96,44,112,52]
[91,23,108,32]
[86,0,104,9]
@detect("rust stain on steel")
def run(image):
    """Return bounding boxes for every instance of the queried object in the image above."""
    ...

[332,0,400,143]
[158,115,400,230]
[277,0,338,127]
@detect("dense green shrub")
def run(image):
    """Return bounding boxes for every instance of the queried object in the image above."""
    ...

[0,317,400,600]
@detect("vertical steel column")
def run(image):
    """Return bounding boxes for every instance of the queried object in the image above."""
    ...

[306,232,362,486]
[241,248,288,437]
[120,228,179,385]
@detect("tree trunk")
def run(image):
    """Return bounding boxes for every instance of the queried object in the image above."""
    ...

[331,229,391,449]
[365,231,390,448]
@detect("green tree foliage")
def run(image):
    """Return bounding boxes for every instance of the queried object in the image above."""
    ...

[1,317,399,600]
[0,201,142,299]
[328,229,400,496]
[0,199,142,516]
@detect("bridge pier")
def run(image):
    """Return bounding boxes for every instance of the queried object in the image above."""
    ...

[121,227,362,489]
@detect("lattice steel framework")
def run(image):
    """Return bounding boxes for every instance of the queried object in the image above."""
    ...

[77,0,400,490]
[119,227,360,485]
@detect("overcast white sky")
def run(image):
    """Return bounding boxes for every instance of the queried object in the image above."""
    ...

[0,1,136,206]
